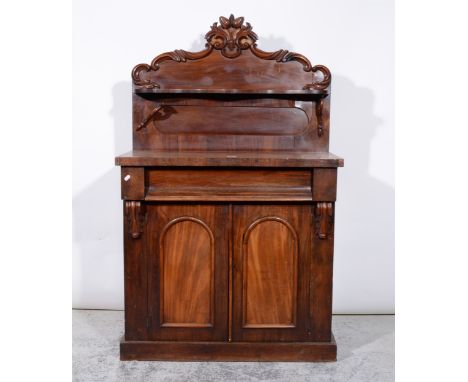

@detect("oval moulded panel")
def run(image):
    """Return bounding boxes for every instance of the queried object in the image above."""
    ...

[153,105,309,136]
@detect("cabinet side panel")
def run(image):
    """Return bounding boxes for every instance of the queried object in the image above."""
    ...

[123,201,148,340]
[310,202,335,341]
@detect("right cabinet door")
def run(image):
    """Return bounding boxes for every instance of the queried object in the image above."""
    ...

[232,204,312,342]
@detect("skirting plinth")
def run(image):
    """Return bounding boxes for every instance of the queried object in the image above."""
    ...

[120,334,337,362]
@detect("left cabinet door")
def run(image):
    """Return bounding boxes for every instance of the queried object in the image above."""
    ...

[146,204,229,341]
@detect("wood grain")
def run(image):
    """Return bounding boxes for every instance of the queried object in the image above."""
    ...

[121,167,145,200]
[116,150,343,168]
[232,204,312,342]
[129,14,332,153]
[132,15,330,92]
[118,13,342,361]
[310,202,335,341]
[123,201,147,340]
[146,168,312,202]
[242,217,298,328]
[132,96,326,152]
[149,105,309,136]
[132,12,330,92]
[120,336,337,361]
[147,204,229,341]
[312,168,337,201]
[159,217,214,327]
[134,49,326,92]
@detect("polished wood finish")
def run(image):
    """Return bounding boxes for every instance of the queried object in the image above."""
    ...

[117,14,342,361]
[130,14,332,153]
[233,205,311,342]
[120,336,337,362]
[131,96,331,152]
[312,168,338,201]
[147,204,229,341]
[311,202,335,341]
[145,169,312,202]
[121,167,145,200]
[123,201,147,340]
[132,14,330,92]
[116,150,343,168]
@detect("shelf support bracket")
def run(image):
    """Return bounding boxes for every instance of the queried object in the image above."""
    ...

[136,106,162,131]
[315,96,326,137]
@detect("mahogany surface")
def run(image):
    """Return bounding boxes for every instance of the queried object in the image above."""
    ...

[116,150,344,168]
[147,204,229,341]
[120,336,337,362]
[117,14,343,361]
[232,204,311,342]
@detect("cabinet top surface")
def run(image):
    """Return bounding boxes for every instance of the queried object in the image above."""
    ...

[115,150,344,168]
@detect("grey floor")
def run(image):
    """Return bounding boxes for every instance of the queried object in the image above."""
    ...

[73,310,394,382]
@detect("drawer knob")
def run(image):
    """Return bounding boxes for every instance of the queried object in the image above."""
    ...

[124,174,131,182]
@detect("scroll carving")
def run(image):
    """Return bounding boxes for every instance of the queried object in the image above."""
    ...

[132,14,331,91]
[303,65,332,91]
[125,201,146,239]
[132,48,213,89]
[314,202,333,239]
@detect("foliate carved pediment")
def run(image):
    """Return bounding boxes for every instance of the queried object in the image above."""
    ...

[205,14,258,58]
[132,14,331,91]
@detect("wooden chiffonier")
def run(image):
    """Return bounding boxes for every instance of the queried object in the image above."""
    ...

[116,14,344,361]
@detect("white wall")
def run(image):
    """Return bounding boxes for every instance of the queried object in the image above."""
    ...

[73,0,394,313]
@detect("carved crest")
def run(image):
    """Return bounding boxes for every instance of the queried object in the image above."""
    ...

[132,14,331,91]
[205,14,258,58]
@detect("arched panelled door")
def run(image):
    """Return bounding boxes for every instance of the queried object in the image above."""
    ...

[146,204,229,341]
[232,205,312,342]
[145,203,314,343]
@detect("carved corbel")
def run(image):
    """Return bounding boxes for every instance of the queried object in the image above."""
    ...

[314,202,333,239]
[125,201,146,239]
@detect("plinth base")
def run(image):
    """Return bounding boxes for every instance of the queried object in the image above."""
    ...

[120,334,337,362]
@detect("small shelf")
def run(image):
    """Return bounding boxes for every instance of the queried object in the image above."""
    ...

[134,88,328,96]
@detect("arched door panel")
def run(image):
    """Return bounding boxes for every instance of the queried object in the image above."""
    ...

[147,204,229,341]
[232,205,312,342]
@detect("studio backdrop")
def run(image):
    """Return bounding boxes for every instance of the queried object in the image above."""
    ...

[72,0,394,313]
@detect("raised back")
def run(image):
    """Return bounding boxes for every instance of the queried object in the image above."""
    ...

[131,14,332,152]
